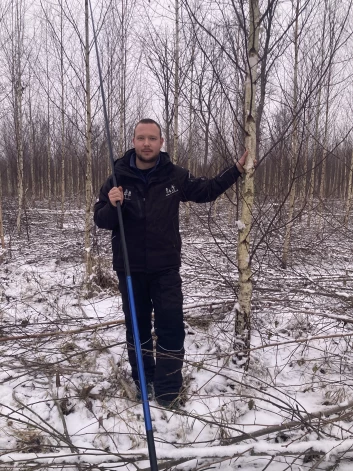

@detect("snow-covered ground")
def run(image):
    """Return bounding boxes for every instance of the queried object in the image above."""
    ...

[1,198,353,470]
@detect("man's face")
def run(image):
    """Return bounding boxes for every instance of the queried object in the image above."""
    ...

[133,123,164,166]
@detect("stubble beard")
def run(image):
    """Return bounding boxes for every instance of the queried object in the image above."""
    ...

[136,152,159,165]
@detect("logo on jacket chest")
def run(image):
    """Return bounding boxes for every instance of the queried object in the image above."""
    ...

[165,184,178,197]
[124,189,132,200]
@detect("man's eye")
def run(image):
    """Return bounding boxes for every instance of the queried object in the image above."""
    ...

[150,137,157,140]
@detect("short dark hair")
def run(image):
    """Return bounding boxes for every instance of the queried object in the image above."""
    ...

[134,119,162,137]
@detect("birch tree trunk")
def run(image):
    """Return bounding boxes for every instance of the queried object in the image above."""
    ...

[46,20,52,208]
[28,83,35,199]
[59,0,65,227]
[281,0,299,269]
[172,0,180,165]
[14,0,24,234]
[229,29,242,225]
[84,0,93,281]
[234,0,259,364]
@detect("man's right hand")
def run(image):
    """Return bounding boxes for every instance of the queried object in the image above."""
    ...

[108,186,124,207]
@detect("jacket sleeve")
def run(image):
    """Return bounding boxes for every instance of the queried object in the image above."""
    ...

[94,175,121,230]
[179,165,242,203]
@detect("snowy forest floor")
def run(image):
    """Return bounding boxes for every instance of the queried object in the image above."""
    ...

[1,197,353,470]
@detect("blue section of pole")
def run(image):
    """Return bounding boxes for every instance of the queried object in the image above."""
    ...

[127,276,153,431]
[87,1,158,469]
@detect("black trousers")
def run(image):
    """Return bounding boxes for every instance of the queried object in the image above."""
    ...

[117,269,185,402]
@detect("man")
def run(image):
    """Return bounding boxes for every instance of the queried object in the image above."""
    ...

[94,118,247,409]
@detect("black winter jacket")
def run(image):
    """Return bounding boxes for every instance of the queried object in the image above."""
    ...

[94,149,241,273]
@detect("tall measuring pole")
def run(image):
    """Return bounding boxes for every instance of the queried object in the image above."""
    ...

[87,1,158,469]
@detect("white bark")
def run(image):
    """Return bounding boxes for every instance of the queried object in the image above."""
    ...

[60,0,65,227]
[14,0,24,234]
[229,30,242,226]
[28,83,35,199]
[46,20,51,207]
[235,0,259,359]
[84,0,93,281]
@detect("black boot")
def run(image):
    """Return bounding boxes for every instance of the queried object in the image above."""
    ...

[154,345,184,404]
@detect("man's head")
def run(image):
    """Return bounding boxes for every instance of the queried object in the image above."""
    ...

[133,119,164,169]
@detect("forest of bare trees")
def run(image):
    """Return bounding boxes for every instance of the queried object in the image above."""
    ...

[1,0,353,343]
[1,0,352,203]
